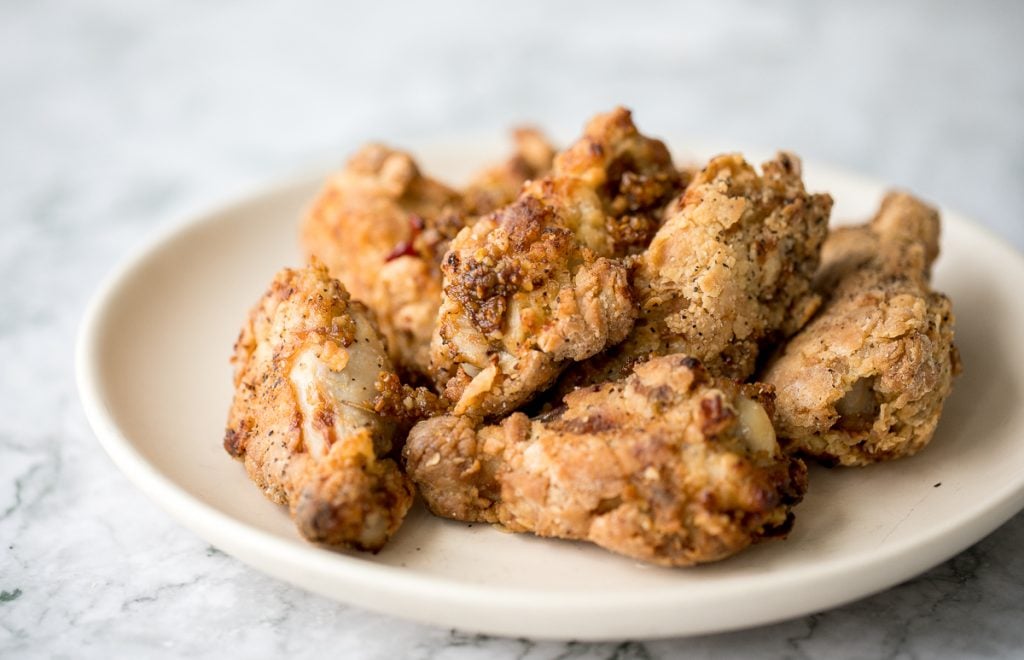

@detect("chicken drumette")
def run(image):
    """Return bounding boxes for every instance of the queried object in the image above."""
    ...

[553,152,832,395]
[224,263,438,550]
[405,354,807,566]
[760,192,960,466]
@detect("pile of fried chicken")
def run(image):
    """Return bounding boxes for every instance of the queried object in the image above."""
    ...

[223,108,960,566]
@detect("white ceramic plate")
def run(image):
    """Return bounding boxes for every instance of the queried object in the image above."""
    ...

[76,142,1024,640]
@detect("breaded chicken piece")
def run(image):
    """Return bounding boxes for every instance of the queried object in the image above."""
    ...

[760,192,959,466]
[301,145,464,379]
[224,263,439,550]
[303,135,557,381]
[463,127,557,216]
[523,107,681,258]
[429,109,681,416]
[405,354,808,566]
[431,196,636,418]
[554,152,832,394]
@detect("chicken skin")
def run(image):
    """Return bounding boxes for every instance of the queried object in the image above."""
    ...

[405,354,807,566]
[760,192,959,466]
[523,106,681,258]
[224,263,438,550]
[554,152,832,394]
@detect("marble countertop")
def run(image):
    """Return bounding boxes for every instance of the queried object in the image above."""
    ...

[3,1,1023,657]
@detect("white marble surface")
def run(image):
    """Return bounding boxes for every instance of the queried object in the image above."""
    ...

[3,1,1023,657]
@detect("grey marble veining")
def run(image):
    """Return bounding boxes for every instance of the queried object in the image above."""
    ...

[2,1,1023,657]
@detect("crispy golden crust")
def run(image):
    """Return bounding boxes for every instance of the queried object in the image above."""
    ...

[554,152,831,394]
[523,107,681,258]
[760,192,959,466]
[463,127,557,216]
[431,195,637,418]
[300,145,464,379]
[303,137,558,382]
[224,263,423,551]
[405,354,807,566]
[428,108,685,417]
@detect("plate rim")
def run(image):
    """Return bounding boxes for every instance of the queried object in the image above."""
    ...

[75,157,1024,640]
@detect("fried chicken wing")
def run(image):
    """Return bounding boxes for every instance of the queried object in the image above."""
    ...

[523,106,681,257]
[760,192,959,466]
[555,152,832,394]
[224,263,438,550]
[431,196,636,417]
[405,354,807,566]
[429,108,684,416]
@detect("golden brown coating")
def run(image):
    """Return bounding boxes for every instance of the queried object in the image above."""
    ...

[523,106,681,258]
[428,108,684,416]
[405,354,808,566]
[224,263,438,551]
[760,192,959,466]
[555,152,832,393]
[303,136,558,381]
[463,127,557,216]
[431,196,636,418]
[300,145,464,378]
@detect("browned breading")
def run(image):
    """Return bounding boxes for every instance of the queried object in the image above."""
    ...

[428,108,686,417]
[523,107,681,258]
[760,192,959,466]
[224,263,439,551]
[430,195,636,418]
[463,127,557,216]
[405,354,807,566]
[302,136,558,382]
[261,113,962,570]
[300,145,464,378]
[553,152,832,394]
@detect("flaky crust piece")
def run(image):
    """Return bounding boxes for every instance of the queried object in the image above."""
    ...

[761,192,959,466]
[405,354,807,566]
